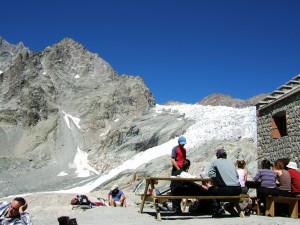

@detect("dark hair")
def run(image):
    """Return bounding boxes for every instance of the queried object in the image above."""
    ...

[261,159,272,169]
[216,151,227,159]
[13,197,26,206]
[236,160,246,169]
[182,159,191,170]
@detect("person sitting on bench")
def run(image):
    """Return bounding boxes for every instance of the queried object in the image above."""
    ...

[273,159,292,197]
[286,161,300,196]
[170,159,208,213]
[208,148,242,217]
[253,159,278,214]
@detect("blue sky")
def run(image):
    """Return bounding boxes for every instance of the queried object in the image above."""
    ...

[1,0,300,104]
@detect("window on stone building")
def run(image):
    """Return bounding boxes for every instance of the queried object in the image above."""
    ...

[271,111,287,138]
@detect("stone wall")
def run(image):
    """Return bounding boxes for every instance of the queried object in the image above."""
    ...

[257,92,300,164]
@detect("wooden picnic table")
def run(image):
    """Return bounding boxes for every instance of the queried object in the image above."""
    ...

[139,177,249,220]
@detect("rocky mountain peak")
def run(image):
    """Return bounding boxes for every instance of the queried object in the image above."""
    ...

[58,37,83,46]
[197,93,267,108]
[43,37,117,80]
[0,37,30,72]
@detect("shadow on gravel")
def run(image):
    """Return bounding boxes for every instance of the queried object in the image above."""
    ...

[144,211,236,220]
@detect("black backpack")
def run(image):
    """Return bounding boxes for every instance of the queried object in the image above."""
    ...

[76,195,91,205]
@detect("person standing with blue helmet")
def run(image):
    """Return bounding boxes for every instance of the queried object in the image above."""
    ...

[171,136,187,175]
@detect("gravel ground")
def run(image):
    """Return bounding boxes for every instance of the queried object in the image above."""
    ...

[1,191,298,225]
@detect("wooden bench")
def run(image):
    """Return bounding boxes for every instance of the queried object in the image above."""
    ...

[139,193,250,220]
[265,196,300,219]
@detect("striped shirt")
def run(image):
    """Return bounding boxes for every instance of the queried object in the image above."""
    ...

[253,169,277,188]
[0,201,33,225]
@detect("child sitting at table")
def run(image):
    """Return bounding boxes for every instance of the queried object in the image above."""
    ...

[170,159,208,213]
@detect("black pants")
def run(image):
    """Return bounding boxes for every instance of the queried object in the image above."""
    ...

[208,186,242,213]
[256,187,279,214]
[171,167,178,176]
[257,187,279,202]
[208,186,242,196]
[171,182,208,211]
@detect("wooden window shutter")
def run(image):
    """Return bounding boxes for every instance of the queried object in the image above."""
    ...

[271,117,280,138]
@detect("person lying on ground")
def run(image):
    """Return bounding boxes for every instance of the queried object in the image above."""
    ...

[0,197,33,225]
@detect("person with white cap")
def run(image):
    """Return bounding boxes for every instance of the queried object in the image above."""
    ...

[107,185,126,207]
[171,136,187,175]
[286,161,300,195]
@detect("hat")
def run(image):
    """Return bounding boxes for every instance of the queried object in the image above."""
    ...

[111,184,118,190]
[286,162,298,170]
[216,148,226,155]
[178,136,186,145]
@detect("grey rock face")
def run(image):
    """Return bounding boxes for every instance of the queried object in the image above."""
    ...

[0,37,159,196]
[0,37,30,73]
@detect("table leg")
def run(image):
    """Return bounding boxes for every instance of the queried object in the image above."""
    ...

[140,180,150,213]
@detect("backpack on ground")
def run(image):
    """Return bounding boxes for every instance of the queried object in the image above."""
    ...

[70,198,79,205]
[70,195,91,205]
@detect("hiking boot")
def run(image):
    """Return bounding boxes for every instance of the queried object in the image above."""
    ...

[57,216,69,225]
[212,208,225,218]
[244,208,251,217]
[230,209,239,217]
[68,218,78,225]
[223,202,239,217]
[172,200,182,213]
[174,208,182,214]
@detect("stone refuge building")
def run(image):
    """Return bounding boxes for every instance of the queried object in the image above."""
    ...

[256,74,300,165]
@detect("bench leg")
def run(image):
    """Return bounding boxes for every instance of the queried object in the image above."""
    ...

[265,196,275,217]
[153,198,161,220]
[266,197,298,219]
[288,199,298,219]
